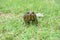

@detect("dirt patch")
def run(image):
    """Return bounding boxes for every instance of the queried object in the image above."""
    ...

[0,12,23,19]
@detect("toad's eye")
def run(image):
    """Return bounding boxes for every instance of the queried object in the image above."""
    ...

[32,12,34,14]
[27,12,29,14]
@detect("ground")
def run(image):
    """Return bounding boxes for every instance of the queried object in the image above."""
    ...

[0,0,60,40]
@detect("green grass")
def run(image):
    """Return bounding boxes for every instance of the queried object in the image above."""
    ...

[0,0,60,40]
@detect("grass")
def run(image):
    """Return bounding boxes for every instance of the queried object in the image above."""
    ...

[0,0,60,40]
